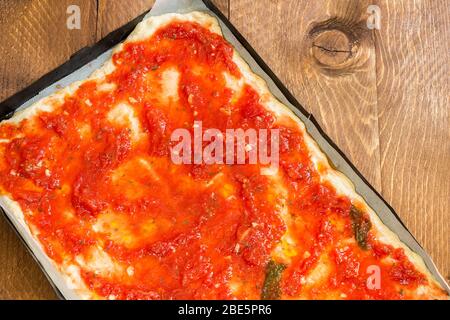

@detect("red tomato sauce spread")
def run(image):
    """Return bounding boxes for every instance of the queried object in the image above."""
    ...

[0,21,432,299]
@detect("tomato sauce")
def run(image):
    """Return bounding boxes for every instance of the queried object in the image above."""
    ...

[0,21,431,299]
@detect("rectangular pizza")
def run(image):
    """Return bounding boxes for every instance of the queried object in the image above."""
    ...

[0,12,447,300]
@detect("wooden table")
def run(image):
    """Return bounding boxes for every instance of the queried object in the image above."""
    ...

[0,0,448,299]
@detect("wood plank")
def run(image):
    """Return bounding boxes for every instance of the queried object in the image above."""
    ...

[375,0,450,283]
[96,0,155,40]
[0,0,98,299]
[0,0,97,102]
[211,0,229,18]
[96,0,229,40]
[229,0,381,189]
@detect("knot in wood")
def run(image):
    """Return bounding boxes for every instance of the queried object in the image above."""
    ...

[311,29,356,67]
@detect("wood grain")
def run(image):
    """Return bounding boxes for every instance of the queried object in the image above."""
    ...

[211,0,229,18]
[0,0,97,102]
[374,0,450,282]
[0,0,448,299]
[96,0,229,39]
[96,0,155,40]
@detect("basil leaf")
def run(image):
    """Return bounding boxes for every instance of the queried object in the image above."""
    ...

[350,205,372,250]
[261,260,286,300]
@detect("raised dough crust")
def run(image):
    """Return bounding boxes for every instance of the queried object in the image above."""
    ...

[0,11,447,299]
